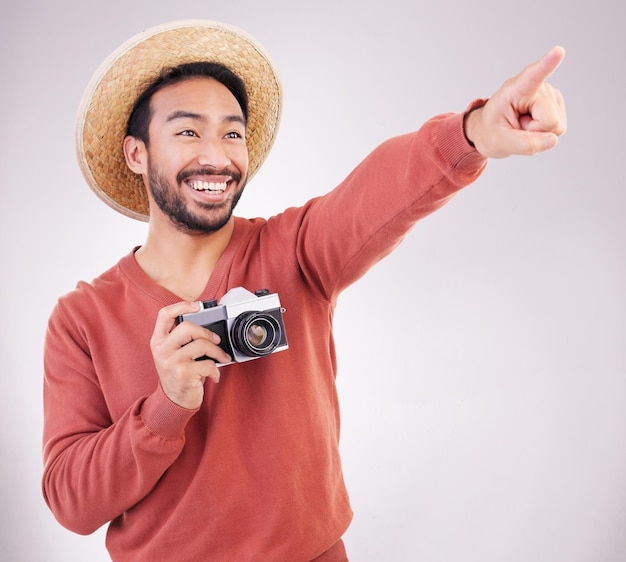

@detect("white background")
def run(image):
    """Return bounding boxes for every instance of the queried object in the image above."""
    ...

[1,0,625,560]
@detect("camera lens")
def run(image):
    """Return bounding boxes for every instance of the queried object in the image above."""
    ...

[246,323,268,348]
[232,312,282,357]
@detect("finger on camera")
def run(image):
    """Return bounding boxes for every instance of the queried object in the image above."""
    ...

[186,353,223,383]
[173,320,221,349]
[182,338,231,365]
[154,301,201,339]
[197,360,221,384]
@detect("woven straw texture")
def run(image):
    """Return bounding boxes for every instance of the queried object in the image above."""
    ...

[76,20,282,221]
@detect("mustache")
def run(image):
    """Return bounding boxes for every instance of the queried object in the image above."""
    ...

[177,167,242,184]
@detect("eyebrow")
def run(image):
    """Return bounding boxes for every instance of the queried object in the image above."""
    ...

[165,110,246,126]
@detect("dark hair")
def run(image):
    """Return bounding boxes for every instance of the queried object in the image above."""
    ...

[127,61,249,144]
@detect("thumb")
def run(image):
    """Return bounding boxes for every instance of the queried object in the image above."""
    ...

[505,129,559,156]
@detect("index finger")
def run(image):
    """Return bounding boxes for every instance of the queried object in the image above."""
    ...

[514,45,566,96]
[153,301,202,340]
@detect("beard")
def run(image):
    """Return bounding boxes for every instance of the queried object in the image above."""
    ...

[147,160,246,235]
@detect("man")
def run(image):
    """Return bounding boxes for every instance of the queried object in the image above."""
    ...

[42,20,566,562]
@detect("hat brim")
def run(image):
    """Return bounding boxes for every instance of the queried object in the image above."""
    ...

[76,20,282,221]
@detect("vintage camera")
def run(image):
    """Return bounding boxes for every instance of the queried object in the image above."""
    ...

[177,287,288,366]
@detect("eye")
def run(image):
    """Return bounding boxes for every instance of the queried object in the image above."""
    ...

[225,131,243,140]
[179,129,198,137]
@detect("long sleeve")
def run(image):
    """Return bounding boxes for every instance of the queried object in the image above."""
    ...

[42,290,197,534]
[266,108,487,301]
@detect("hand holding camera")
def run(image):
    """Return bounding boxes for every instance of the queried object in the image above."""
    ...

[150,300,231,409]
[150,288,288,410]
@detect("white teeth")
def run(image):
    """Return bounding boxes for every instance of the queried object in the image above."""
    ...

[188,180,227,193]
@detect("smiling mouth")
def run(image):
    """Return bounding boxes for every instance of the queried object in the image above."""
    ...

[186,179,228,193]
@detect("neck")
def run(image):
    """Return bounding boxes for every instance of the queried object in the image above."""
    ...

[135,216,235,301]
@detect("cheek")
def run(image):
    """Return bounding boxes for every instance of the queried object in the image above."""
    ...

[149,144,190,174]
[233,146,249,174]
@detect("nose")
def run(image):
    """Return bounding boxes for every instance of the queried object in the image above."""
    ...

[197,136,231,170]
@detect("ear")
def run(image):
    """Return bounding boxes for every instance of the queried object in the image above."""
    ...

[123,135,147,175]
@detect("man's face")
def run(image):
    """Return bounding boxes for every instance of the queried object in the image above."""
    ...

[141,77,249,234]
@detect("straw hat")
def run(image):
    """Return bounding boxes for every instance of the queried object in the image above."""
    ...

[76,20,282,221]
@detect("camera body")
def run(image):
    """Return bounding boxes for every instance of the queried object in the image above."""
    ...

[177,287,288,366]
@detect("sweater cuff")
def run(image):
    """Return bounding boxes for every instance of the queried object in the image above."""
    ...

[436,98,489,172]
[138,386,199,440]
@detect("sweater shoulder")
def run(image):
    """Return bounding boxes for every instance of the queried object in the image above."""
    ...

[51,252,135,326]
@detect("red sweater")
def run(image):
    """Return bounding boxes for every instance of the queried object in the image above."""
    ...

[43,109,487,561]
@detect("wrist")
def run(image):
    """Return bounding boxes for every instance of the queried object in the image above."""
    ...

[462,98,489,152]
[463,107,481,149]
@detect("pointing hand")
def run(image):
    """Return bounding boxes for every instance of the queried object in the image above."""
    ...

[464,46,567,158]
